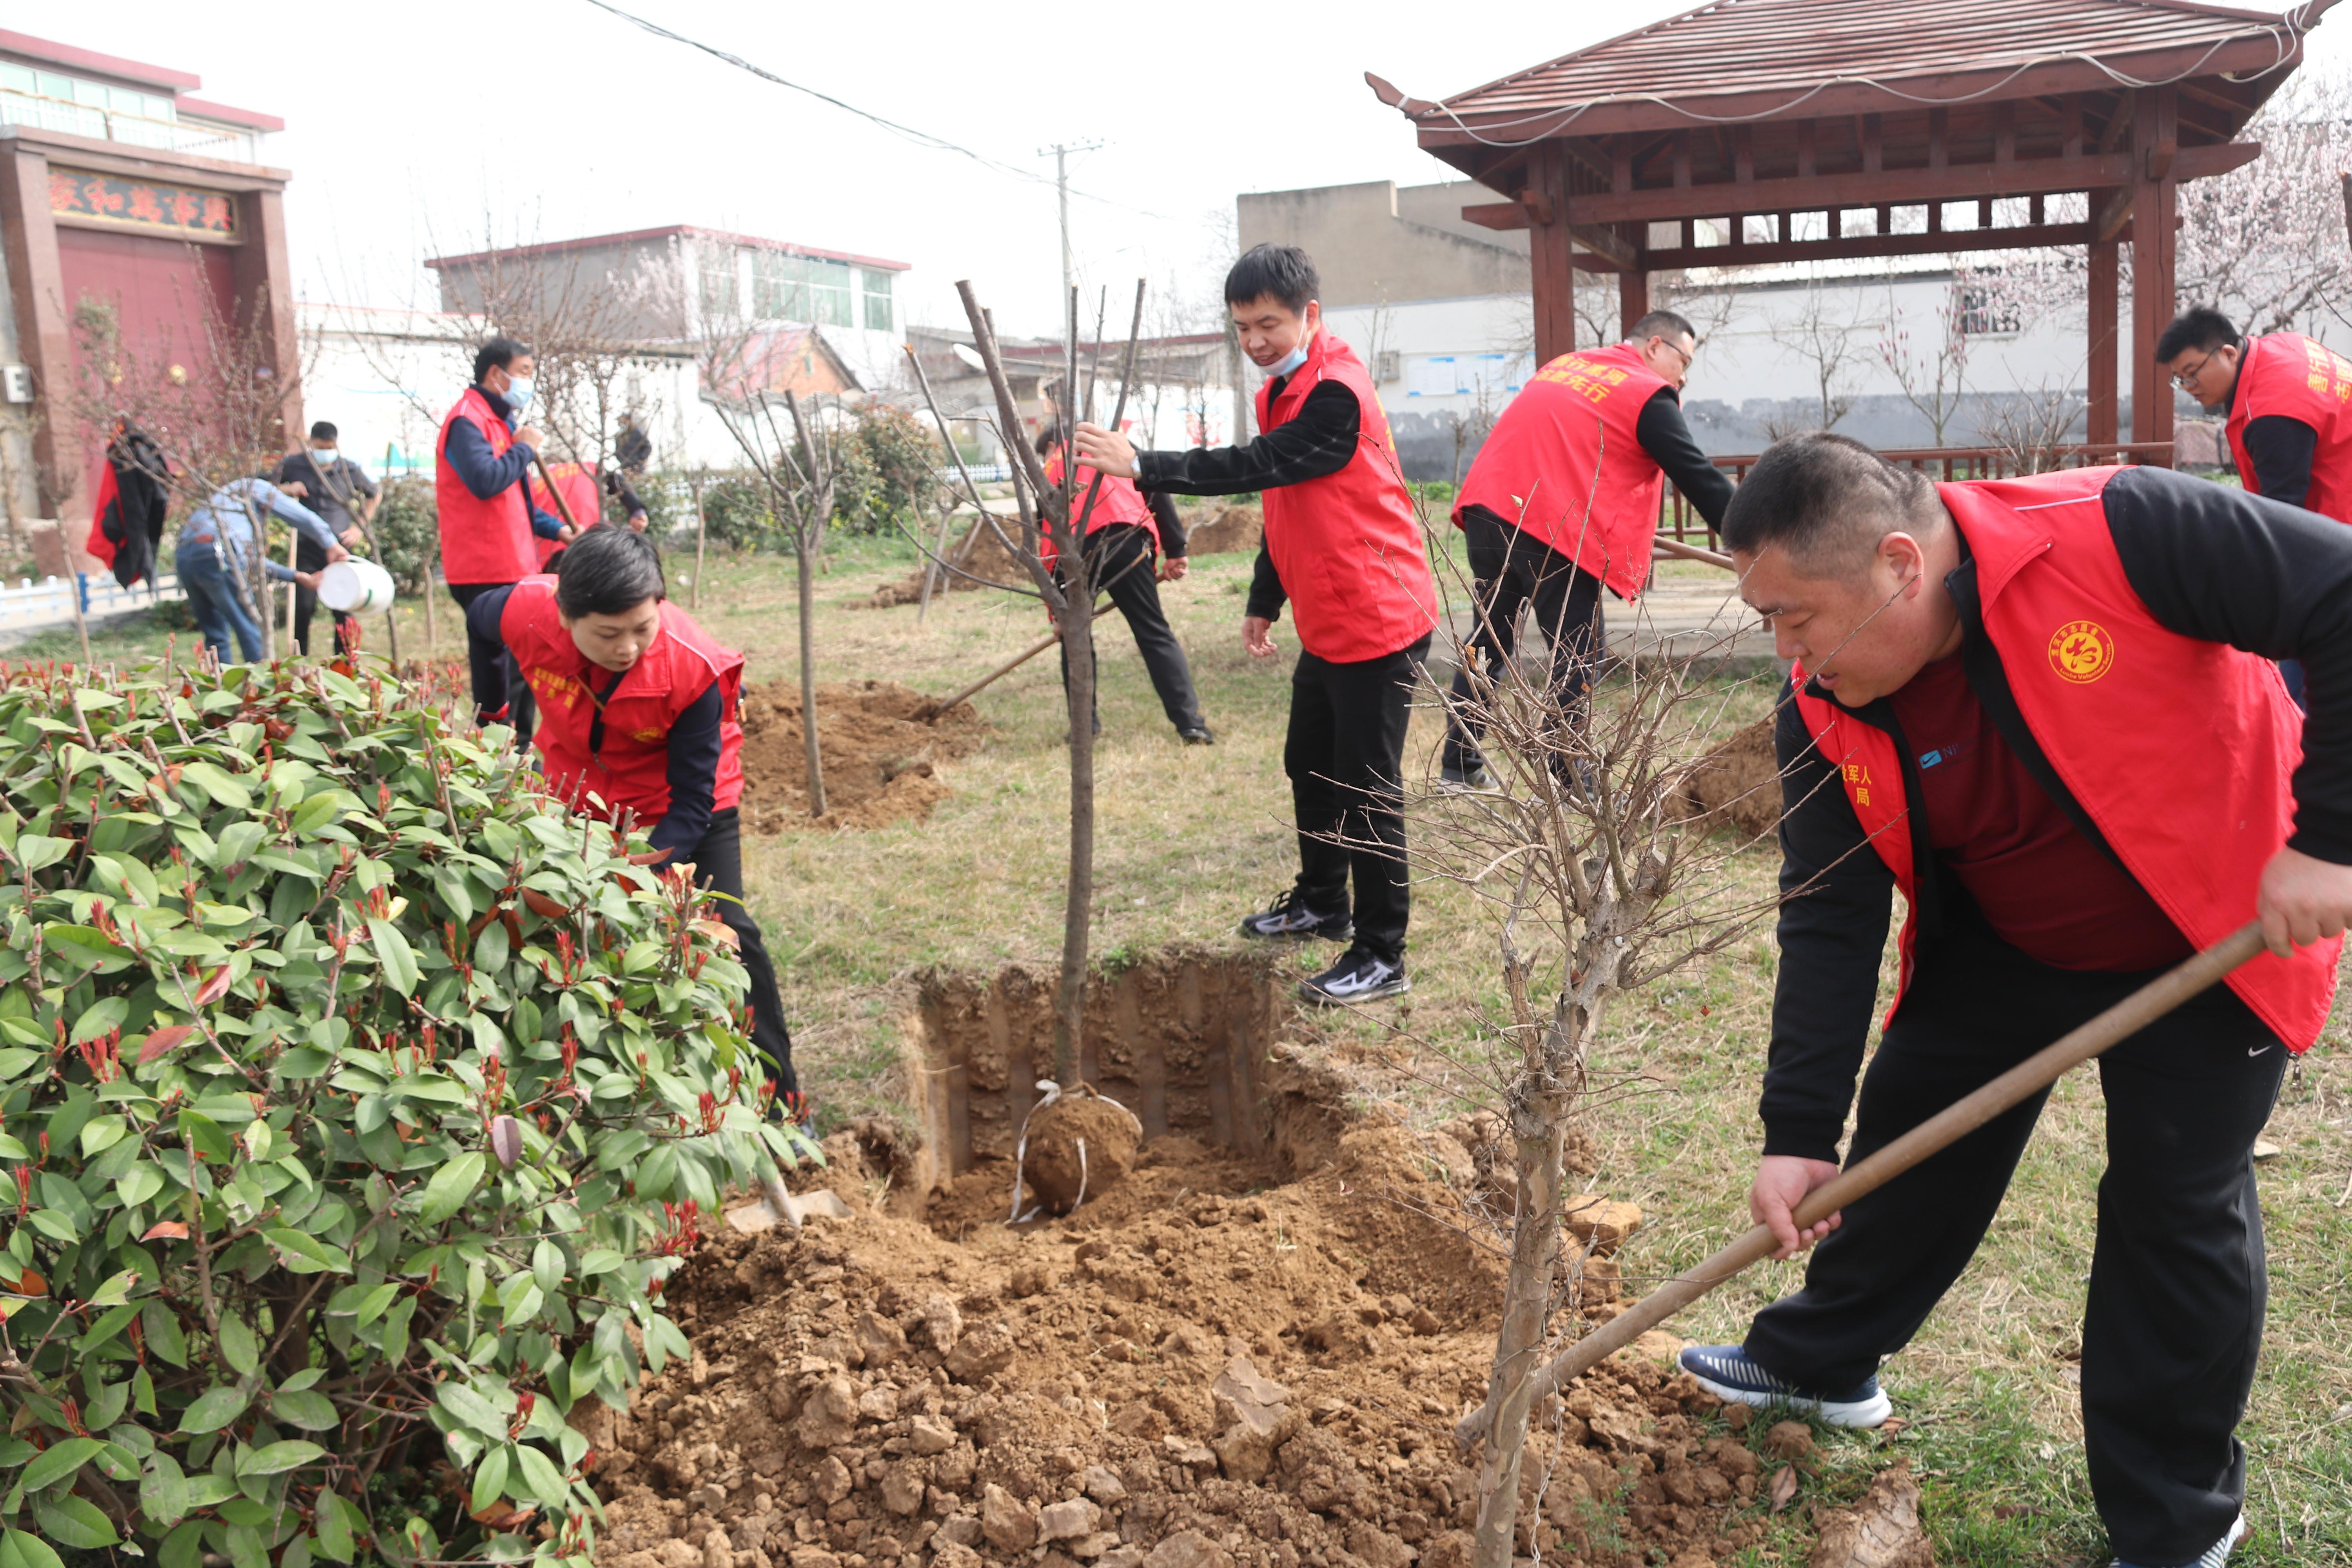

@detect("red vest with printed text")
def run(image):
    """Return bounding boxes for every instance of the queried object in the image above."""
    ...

[1254,331,1437,662]
[528,462,605,570]
[1455,342,1673,600]
[436,388,540,586]
[1041,443,1156,568]
[2224,331,2352,526]
[1790,466,2335,1049]
[498,577,745,823]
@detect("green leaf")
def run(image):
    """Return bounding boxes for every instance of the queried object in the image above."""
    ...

[116,1162,166,1208]
[20,1437,102,1492]
[70,996,128,1046]
[289,792,340,835]
[435,1381,507,1440]
[87,1267,140,1308]
[225,1521,268,1568]
[141,1449,188,1527]
[314,1492,356,1563]
[470,1444,511,1514]
[29,1491,118,1548]
[176,1382,249,1434]
[416,1150,485,1224]
[263,1228,350,1275]
[12,835,70,872]
[349,1282,398,1328]
[513,1441,571,1509]
[160,1522,206,1568]
[217,1314,260,1377]
[368,916,419,998]
[3,1531,66,1568]
[237,1440,324,1476]
[177,762,252,810]
[267,1388,338,1431]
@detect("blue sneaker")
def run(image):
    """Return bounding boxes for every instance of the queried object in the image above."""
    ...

[2111,1514,2246,1568]
[1677,1343,1893,1428]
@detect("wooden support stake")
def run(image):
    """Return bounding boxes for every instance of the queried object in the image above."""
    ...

[1454,921,2267,1449]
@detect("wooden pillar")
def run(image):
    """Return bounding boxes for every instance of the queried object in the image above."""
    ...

[2129,85,2179,459]
[1619,246,1650,344]
[2087,240,2119,449]
[1526,142,1578,364]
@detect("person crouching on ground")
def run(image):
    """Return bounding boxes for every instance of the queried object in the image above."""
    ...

[1036,412,1211,745]
[1074,243,1437,1005]
[463,527,805,1120]
[1680,432,2352,1568]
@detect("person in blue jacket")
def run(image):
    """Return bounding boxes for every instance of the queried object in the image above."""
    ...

[175,475,348,663]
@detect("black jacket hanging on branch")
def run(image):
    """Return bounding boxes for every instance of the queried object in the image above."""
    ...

[85,425,171,588]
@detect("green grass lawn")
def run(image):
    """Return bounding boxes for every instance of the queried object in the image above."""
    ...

[43,520,2352,1565]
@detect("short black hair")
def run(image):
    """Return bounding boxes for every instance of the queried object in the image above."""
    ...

[2155,307,2240,363]
[1225,245,1318,314]
[474,336,530,383]
[1034,418,1065,457]
[554,526,666,618]
[308,421,337,442]
[1630,309,1697,345]
[1720,432,1943,575]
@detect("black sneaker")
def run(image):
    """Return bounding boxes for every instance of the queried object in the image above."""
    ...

[1300,946,1410,1005]
[1238,889,1352,942]
[1180,725,1215,745]
[1438,762,1497,793]
[1677,1344,1892,1428]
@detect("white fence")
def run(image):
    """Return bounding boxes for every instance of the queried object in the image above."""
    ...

[0,573,184,639]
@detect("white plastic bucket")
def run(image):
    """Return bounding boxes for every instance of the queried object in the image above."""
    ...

[319,559,395,614]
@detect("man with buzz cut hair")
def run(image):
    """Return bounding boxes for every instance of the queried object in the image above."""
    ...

[1443,308,1735,787]
[1679,431,2352,1568]
[1072,243,1437,1006]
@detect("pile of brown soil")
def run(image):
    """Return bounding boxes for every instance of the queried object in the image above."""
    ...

[739,680,987,833]
[587,1120,1792,1568]
[869,525,1027,609]
[1182,503,1262,557]
[1673,719,1779,840]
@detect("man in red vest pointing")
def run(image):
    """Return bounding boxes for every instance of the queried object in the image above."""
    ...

[1680,433,2352,1568]
[1074,245,1437,1005]
[1444,309,1733,786]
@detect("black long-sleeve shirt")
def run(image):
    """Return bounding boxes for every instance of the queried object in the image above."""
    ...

[462,584,724,862]
[1760,465,2352,1162]
[2227,365,2325,510]
[1633,385,1737,527]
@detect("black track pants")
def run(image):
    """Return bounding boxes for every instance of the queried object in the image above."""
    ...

[1284,634,1429,964]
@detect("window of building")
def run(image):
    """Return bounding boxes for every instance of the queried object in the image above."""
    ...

[1959,285,2020,338]
[1,63,183,149]
[699,246,742,319]
[860,269,894,332]
[751,252,854,328]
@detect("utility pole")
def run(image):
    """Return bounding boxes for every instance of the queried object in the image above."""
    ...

[1039,141,1104,309]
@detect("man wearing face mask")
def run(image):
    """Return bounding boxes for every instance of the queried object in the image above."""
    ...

[437,337,575,744]
[275,421,377,657]
[1074,244,1437,1006]
[1441,310,1735,788]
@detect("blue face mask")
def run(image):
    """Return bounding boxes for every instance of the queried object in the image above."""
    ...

[505,376,534,412]
[1262,336,1311,378]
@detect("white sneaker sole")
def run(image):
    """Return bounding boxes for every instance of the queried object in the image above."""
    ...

[1299,976,1412,1006]
[1684,1368,1893,1429]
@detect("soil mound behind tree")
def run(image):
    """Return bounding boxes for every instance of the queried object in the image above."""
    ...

[739,679,987,832]
[1181,502,1262,557]
[1673,718,1780,840]
[869,521,1027,608]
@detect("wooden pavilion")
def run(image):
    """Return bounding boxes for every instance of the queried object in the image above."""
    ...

[1370,0,2336,461]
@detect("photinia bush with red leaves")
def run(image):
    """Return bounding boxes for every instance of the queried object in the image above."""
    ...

[0,658,815,1568]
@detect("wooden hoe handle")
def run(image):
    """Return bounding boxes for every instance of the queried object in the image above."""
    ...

[1455,919,2269,1448]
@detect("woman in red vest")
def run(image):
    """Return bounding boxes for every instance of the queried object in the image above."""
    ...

[462,528,802,1114]
[1034,411,1209,742]
[1074,245,1436,1005]
[1684,432,2352,1568]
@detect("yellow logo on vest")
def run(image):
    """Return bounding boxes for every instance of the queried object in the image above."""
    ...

[2048,620,2114,683]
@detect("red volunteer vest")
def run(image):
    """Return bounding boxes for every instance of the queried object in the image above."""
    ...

[1255,330,1437,662]
[499,578,746,823]
[2224,332,2352,526]
[527,462,605,570]
[1041,444,1156,567]
[1791,467,2335,1049]
[1455,342,1673,600]
[436,388,539,586]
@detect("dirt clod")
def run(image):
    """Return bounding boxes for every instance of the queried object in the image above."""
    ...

[1675,717,1780,839]
[1022,1090,1143,1213]
[737,679,985,832]
[1764,1419,1818,1461]
[1808,1462,1935,1567]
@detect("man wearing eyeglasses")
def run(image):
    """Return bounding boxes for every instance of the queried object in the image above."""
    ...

[2160,307,2352,705]
[1439,310,1735,788]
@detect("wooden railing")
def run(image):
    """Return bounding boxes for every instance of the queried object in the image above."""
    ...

[1660,441,2177,550]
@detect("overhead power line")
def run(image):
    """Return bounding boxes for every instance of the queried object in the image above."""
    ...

[577,0,1175,221]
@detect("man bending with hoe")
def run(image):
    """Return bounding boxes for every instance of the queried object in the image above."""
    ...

[1681,433,2352,1568]
[1074,244,1436,1005]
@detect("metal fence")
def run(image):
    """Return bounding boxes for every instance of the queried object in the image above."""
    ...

[0,573,184,639]
[1660,441,2178,550]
